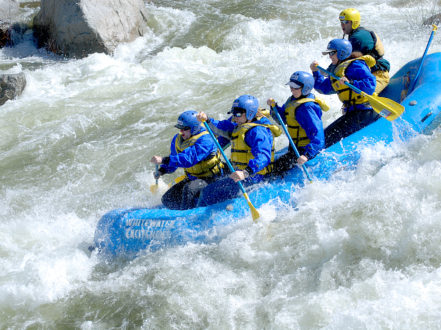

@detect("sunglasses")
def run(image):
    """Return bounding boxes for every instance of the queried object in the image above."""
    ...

[340,20,350,25]
[232,107,246,117]
[328,50,337,57]
[179,126,191,131]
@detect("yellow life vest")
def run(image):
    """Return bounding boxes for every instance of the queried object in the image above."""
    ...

[285,97,329,148]
[230,121,282,176]
[331,55,376,107]
[258,108,271,118]
[175,131,224,178]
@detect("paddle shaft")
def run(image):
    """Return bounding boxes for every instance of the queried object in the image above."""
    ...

[409,24,438,93]
[316,65,367,95]
[150,164,160,193]
[316,65,404,121]
[202,121,260,221]
[203,121,246,195]
[270,105,313,182]
[154,164,159,185]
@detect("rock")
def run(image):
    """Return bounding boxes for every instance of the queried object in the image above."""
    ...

[0,0,20,47]
[33,0,148,58]
[423,13,441,26]
[0,72,26,106]
[0,23,11,48]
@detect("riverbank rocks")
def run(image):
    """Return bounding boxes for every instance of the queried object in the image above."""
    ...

[424,13,441,26]
[33,0,148,58]
[0,72,26,106]
[0,0,20,47]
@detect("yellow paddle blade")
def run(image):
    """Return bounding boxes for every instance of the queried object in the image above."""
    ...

[168,174,187,188]
[363,92,405,121]
[243,192,260,222]
[174,174,186,184]
[150,184,159,194]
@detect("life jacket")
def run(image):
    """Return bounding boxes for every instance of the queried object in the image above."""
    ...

[258,108,271,118]
[175,131,224,178]
[331,55,376,109]
[356,27,385,60]
[285,97,329,147]
[230,120,282,176]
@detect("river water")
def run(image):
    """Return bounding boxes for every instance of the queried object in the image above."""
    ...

[1,0,441,328]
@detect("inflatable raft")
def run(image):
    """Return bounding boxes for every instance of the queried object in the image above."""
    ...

[93,52,441,259]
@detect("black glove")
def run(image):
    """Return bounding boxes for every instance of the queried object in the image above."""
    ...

[244,166,253,177]
[154,167,167,180]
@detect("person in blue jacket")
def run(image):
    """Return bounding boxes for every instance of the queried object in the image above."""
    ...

[310,38,378,148]
[266,71,327,176]
[150,110,225,210]
[196,95,281,206]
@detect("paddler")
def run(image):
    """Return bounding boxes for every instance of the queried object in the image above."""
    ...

[266,71,327,175]
[151,110,225,210]
[196,94,282,206]
[310,38,378,148]
[339,8,390,93]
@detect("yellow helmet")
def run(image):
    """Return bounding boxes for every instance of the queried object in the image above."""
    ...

[339,8,361,29]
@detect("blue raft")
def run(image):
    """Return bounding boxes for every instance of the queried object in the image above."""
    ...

[93,53,441,258]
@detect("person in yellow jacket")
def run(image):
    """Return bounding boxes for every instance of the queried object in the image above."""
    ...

[267,71,327,176]
[151,110,224,210]
[339,8,390,93]
[311,38,379,148]
[196,95,282,206]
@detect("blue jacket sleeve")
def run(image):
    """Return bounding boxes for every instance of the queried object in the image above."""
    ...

[160,133,217,174]
[210,118,236,133]
[313,70,335,95]
[206,117,235,148]
[244,124,273,174]
[270,102,287,124]
[295,102,325,159]
[345,60,376,95]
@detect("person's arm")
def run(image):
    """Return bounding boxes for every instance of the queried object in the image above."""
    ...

[197,112,233,148]
[153,135,180,175]
[267,98,287,124]
[311,60,336,95]
[205,118,234,140]
[295,103,325,159]
[166,133,216,169]
[312,70,335,95]
[244,126,273,174]
[345,60,376,95]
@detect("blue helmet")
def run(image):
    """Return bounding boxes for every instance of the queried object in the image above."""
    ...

[175,110,202,135]
[229,95,259,121]
[286,71,315,96]
[322,39,352,60]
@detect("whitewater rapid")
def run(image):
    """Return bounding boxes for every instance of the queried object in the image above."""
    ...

[1,0,441,328]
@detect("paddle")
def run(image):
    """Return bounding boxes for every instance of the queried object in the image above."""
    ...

[169,174,186,187]
[269,101,313,183]
[316,65,405,121]
[408,24,438,94]
[150,164,159,193]
[202,121,260,222]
